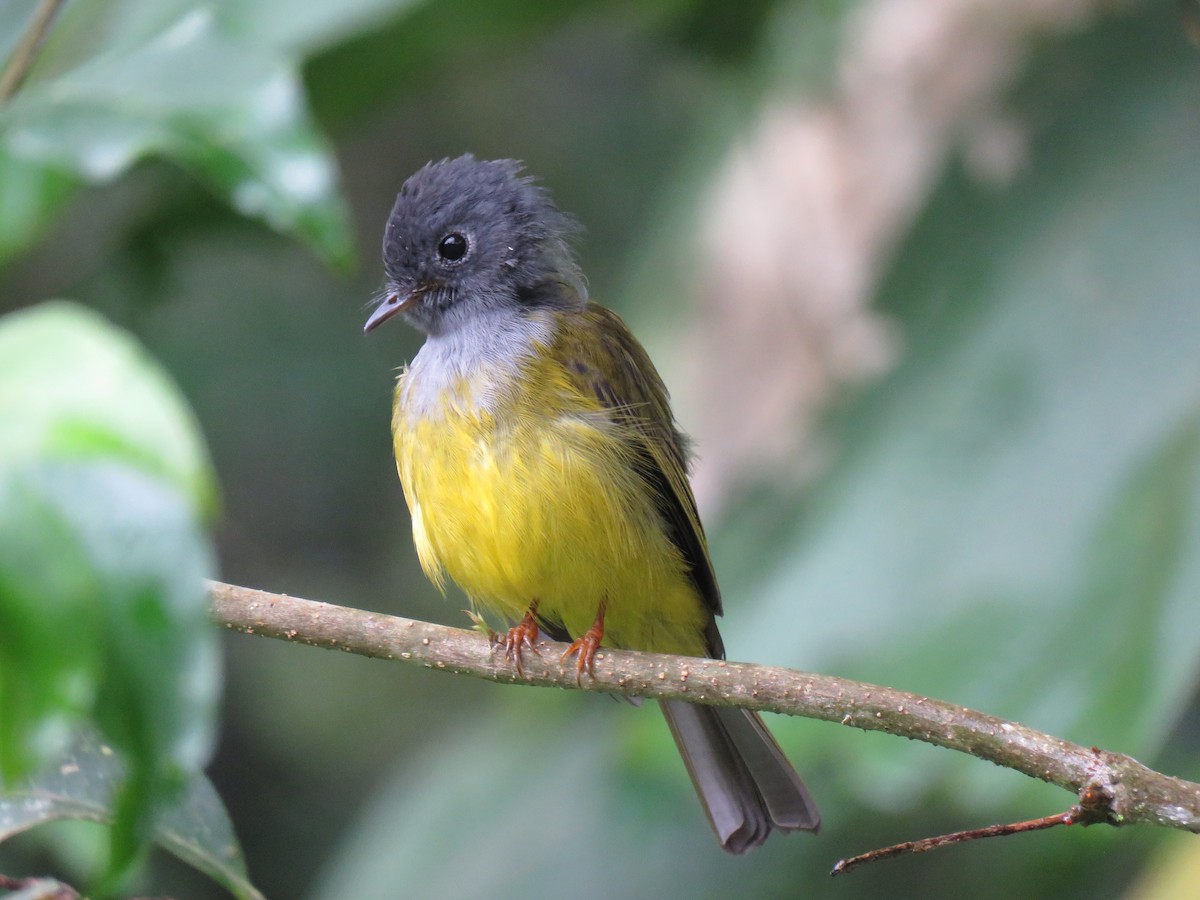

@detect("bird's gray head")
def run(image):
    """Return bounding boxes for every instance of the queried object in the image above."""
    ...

[365,155,586,336]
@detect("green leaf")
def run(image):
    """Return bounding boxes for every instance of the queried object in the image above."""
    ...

[0,302,221,886]
[0,733,264,900]
[0,458,220,885]
[222,0,422,55]
[0,0,415,267]
[0,301,216,515]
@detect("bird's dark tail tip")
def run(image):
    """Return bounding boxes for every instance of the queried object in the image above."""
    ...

[661,699,820,854]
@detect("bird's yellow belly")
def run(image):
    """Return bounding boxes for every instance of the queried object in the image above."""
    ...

[396,394,709,656]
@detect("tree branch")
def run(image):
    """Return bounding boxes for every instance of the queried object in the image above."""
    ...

[0,0,68,103]
[209,581,1200,834]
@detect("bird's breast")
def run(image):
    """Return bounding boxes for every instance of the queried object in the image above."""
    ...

[389,313,711,656]
[393,347,663,619]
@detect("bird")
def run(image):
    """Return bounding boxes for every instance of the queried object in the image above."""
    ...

[364,154,819,852]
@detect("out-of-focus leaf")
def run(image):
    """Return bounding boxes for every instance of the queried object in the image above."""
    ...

[0,302,221,886]
[222,0,421,55]
[0,733,263,900]
[0,459,221,884]
[0,301,216,514]
[0,0,422,267]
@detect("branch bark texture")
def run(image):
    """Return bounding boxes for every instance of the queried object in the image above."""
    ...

[209,581,1200,834]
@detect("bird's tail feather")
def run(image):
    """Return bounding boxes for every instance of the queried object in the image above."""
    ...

[660,700,820,853]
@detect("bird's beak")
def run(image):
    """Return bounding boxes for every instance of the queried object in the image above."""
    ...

[364,288,421,333]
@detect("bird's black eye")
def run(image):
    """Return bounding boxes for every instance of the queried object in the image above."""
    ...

[437,232,468,263]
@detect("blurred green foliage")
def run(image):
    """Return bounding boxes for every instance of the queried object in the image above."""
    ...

[3,0,1199,898]
[0,303,232,892]
[0,733,261,899]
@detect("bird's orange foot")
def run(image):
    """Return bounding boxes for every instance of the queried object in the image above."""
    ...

[561,601,606,684]
[500,605,541,677]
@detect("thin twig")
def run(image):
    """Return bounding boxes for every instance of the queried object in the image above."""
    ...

[208,581,1200,835]
[0,0,69,103]
[830,750,1135,874]
[831,807,1088,875]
